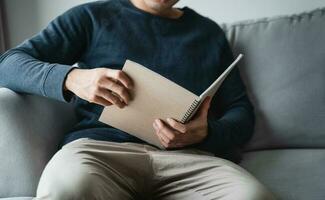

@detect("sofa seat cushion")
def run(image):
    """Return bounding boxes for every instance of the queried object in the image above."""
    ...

[240,149,325,200]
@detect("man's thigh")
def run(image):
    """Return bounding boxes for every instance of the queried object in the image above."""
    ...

[150,149,275,200]
[35,138,152,200]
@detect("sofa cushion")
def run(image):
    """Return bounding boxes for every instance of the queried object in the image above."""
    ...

[222,8,325,151]
[241,149,325,200]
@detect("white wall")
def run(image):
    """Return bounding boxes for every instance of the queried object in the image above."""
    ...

[5,0,325,48]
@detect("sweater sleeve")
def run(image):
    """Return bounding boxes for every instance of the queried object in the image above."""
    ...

[195,35,256,158]
[0,4,92,102]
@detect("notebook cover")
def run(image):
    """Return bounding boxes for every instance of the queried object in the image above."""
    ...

[99,60,198,149]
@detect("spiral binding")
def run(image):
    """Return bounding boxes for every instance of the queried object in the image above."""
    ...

[180,99,200,123]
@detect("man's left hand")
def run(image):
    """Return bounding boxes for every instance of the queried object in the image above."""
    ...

[153,96,212,149]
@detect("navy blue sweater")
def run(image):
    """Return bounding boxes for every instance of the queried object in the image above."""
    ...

[0,0,255,161]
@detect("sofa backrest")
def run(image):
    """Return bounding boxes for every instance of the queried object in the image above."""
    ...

[222,8,325,151]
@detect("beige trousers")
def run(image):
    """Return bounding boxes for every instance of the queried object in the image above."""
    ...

[34,138,275,200]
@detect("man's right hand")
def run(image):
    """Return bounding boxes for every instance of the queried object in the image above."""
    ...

[64,68,134,108]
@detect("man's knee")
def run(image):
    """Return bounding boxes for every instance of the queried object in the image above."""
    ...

[231,178,275,200]
[36,148,98,200]
[202,157,275,200]
[39,170,95,200]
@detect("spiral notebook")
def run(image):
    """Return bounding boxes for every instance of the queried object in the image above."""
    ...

[99,54,243,149]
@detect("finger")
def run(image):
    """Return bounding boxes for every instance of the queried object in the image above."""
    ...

[156,131,170,148]
[100,78,131,104]
[106,69,133,89]
[90,95,113,107]
[97,87,126,108]
[195,96,212,119]
[155,119,178,142]
[156,130,178,149]
[153,122,169,147]
[166,118,187,133]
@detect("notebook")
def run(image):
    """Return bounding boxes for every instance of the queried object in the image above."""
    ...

[99,54,243,149]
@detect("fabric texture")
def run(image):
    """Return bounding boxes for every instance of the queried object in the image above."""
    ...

[240,149,325,200]
[34,138,274,200]
[0,0,255,160]
[0,88,76,198]
[222,7,325,151]
[0,0,8,53]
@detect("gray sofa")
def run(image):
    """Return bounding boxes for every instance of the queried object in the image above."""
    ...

[1,7,324,200]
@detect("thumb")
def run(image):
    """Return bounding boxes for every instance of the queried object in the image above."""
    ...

[196,96,212,119]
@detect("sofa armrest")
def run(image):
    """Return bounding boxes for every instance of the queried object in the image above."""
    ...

[0,88,77,197]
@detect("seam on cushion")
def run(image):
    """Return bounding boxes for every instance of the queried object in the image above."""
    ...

[222,7,325,30]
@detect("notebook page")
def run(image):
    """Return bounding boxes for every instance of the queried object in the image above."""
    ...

[200,54,243,100]
[182,54,243,122]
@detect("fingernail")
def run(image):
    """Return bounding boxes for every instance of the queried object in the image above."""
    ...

[166,118,172,123]
[153,122,157,129]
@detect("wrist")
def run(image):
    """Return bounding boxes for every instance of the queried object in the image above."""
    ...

[200,127,209,142]
[195,125,208,143]
[198,120,209,141]
[65,68,79,93]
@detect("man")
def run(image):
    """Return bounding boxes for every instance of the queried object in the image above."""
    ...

[0,0,275,199]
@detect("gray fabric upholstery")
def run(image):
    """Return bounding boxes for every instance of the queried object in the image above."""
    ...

[0,88,76,198]
[222,8,325,151]
[241,149,325,200]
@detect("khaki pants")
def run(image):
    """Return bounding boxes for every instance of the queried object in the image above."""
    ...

[34,138,275,200]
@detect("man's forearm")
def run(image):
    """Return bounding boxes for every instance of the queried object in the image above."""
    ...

[0,49,76,102]
[0,4,93,103]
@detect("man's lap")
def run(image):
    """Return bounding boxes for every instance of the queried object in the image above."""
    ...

[34,138,275,200]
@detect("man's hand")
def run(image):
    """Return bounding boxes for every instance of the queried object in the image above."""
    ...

[64,68,134,108]
[153,96,212,149]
